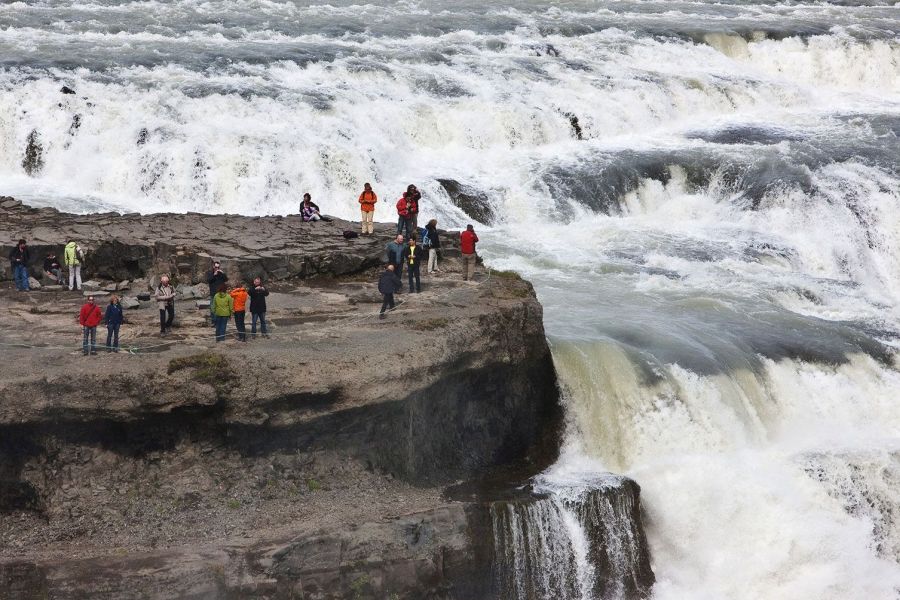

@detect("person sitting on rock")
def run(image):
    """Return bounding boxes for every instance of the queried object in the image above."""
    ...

[78,295,102,356]
[300,193,332,222]
[229,283,249,342]
[424,219,441,273]
[212,283,233,342]
[64,239,83,291]
[206,261,228,325]
[155,275,176,336]
[248,276,269,338]
[104,294,124,352]
[358,182,378,235]
[43,251,63,286]
[8,238,30,292]
[385,234,406,282]
[401,236,426,294]
[378,264,401,319]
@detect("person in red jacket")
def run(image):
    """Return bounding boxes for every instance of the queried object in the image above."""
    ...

[460,224,479,281]
[79,295,103,356]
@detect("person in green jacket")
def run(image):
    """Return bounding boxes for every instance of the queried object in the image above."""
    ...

[212,283,234,342]
[63,240,83,291]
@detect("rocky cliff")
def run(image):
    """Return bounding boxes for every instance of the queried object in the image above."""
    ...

[0,198,654,599]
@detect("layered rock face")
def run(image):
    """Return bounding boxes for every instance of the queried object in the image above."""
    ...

[0,199,653,599]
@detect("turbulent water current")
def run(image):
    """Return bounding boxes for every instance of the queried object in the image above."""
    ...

[2,1,900,598]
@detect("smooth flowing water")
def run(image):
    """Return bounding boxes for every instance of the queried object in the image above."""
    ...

[2,1,899,598]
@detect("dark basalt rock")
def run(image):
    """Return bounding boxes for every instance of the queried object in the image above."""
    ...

[438,178,497,225]
[60,86,76,95]
[22,130,44,176]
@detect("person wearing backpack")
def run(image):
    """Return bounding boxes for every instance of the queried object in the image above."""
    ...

[424,219,441,273]
[358,183,378,235]
[64,239,83,291]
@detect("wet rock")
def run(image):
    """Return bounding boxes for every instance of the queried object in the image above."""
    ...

[60,86,76,95]
[22,130,44,176]
[437,178,497,225]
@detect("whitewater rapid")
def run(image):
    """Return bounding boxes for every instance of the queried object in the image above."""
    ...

[2,1,900,598]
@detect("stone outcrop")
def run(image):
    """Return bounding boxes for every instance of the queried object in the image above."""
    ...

[0,198,653,599]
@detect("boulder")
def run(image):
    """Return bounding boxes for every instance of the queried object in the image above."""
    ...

[84,290,109,297]
[27,277,41,290]
[438,178,497,225]
[176,284,207,300]
[81,280,103,291]
[120,297,140,310]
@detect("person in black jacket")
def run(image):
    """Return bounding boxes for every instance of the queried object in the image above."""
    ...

[378,264,401,319]
[401,237,426,293]
[8,238,30,291]
[206,261,228,324]
[424,219,441,273]
[248,276,270,338]
[43,251,63,286]
[104,295,124,352]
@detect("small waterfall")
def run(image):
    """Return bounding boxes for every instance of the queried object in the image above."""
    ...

[490,478,653,600]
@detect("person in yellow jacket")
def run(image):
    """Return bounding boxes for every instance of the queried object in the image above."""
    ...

[63,239,83,291]
[212,283,234,342]
[358,182,377,235]
[229,284,249,342]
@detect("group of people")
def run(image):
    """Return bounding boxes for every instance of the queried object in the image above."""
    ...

[303,182,422,238]
[8,238,86,292]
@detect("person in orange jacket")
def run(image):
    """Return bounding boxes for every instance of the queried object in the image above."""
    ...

[358,182,378,235]
[230,284,250,342]
[78,295,103,355]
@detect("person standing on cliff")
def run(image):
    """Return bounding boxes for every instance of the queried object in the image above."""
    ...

[212,283,233,342]
[378,264,401,319]
[64,239,83,291]
[386,234,406,284]
[155,275,176,336]
[358,183,377,235]
[104,294,124,352]
[248,276,269,338]
[406,184,421,232]
[395,192,410,237]
[460,224,479,281]
[78,295,102,356]
[207,261,228,325]
[229,283,249,342]
[424,219,441,273]
[8,238,30,291]
[401,236,425,293]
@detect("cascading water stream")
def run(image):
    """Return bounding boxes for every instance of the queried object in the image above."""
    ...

[2,1,900,598]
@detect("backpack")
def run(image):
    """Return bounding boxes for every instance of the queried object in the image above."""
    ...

[342,230,359,239]
[76,246,85,261]
[417,227,429,247]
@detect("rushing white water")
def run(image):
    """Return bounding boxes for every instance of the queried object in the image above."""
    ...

[2,1,900,598]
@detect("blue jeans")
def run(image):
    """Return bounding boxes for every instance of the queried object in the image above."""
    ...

[214,316,228,342]
[13,264,29,290]
[106,324,120,351]
[251,312,267,335]
[82,326,97,355]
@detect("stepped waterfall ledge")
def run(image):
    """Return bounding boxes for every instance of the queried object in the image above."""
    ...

[1,0,900,598]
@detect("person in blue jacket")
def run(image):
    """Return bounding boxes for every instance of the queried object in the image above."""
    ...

[104,294,124,352]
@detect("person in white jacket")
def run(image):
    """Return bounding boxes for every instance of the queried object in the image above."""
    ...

[154,275,176,336]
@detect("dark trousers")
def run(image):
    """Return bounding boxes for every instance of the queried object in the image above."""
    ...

[397,217,414,239]
[13,264,29,290]
[393,262,404,287]
[234,310,246,341]
[381,293,395,314]
[214,316,228,342]
[82,326,97,355]
[407,264,421,293]
[159,305,174,332]
[106,324,120,351]
[251,311,267,335]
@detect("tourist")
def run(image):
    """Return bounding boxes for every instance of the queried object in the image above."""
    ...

[460,224,479,281]
[424,219,441,273]
[358,182,378,235]
[155,275,176,336]
[43,251,63,286]
[401,236,425,293]
[248,276,269,338]
[378,264,401,319]
[78,295,102,356]
[395,192,410,236]
[207,260,228,324]
[301,193,331,222]
[230,283,249,342]
[105,294,124,352]
[8,238,30,291]
[386,234,406,282]
[64,239,83,291]
[406,184,421,232]
[212,283,233,342]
